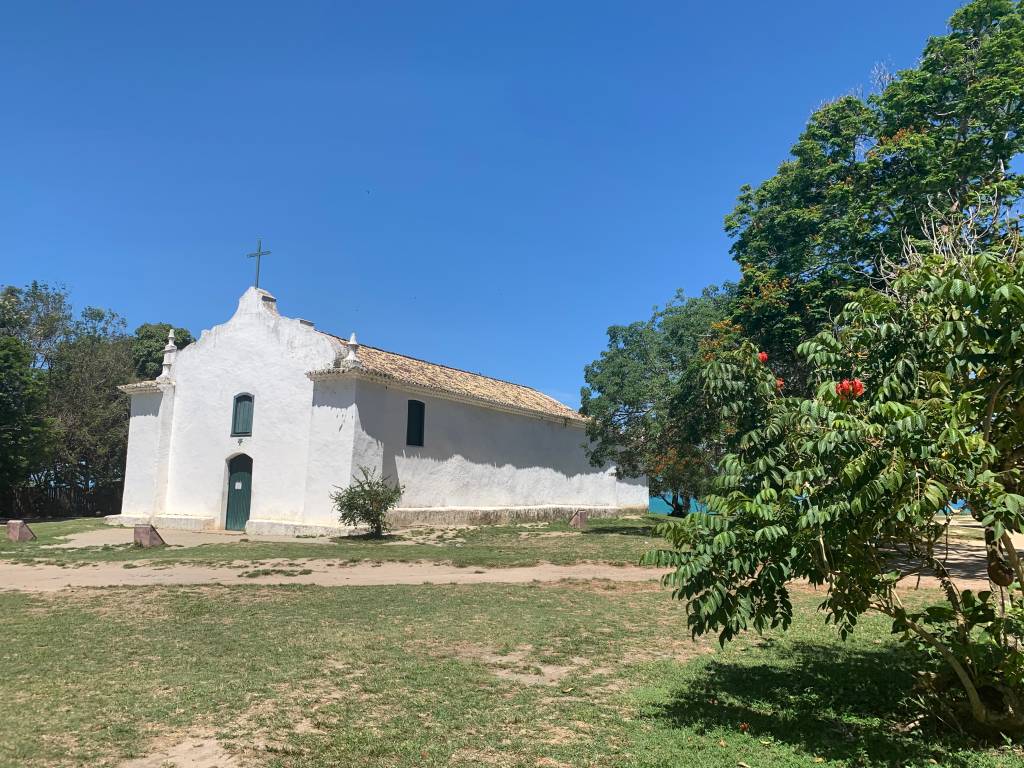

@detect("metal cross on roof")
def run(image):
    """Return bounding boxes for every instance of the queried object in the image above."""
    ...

[247,238,272,288]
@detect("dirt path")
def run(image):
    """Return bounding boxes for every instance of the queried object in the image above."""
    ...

[1,525,1004,594]
[42,527,337,549]
[0,558,665,592]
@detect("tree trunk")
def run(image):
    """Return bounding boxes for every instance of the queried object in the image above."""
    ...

[669,493,690,517]
[881,603,1024,736]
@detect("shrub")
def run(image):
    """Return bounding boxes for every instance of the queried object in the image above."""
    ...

[331,466,403,537]
[646,205,1024,737]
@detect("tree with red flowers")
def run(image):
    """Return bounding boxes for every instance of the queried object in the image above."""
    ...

[725,0,1024,394]
[646,205,1024,735]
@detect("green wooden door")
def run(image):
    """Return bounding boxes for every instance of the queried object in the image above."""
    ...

[225,454,253,531]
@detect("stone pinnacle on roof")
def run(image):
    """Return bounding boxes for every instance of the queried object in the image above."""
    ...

[337,332,363,371]
[157,328,178,382]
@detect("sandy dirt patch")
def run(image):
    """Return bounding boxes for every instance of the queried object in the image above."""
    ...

[381,527,470,546]
[118,731,239,768]
[949,518,1024,548]
[453,643,583,686]
[0,559,664,592]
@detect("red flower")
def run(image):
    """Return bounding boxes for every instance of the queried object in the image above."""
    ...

[776,378,785,391]
[836,378,865,400]
[757,351,769,363]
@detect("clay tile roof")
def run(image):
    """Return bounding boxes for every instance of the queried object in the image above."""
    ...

[319,332,585,423]
[117,380,163,394]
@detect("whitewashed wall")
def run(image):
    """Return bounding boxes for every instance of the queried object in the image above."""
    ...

[348,379,648,515]
[120,390,165,520]
[299,378,359,530]
[154,289,339,530]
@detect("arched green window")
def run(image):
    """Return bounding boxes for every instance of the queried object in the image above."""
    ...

[231,393,254,436]
[406,399,425,447]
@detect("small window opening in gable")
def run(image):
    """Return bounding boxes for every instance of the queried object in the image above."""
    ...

[406,399,425,447]
[231,393,254,436]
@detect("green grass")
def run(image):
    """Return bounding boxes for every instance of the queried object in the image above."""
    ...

[0,583,1016,768]
[948,524,987,542]
[0,516,662,568]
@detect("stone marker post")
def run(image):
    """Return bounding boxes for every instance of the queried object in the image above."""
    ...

[568,509,589,530]
[134,525,166,548]
[6,520,36,542]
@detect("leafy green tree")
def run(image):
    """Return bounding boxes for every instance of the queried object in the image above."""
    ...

[0,281,73,367]
[131,322,194,380]
[647,207,1024,734]
[581,286,734,515]
[726,0,1024,389]
[332,466,404,537]
[2,283,195,506]
[0,335,50,494]
[43,307,134,493]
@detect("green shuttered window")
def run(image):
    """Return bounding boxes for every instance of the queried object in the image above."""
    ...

[406,399,425,447]
[231,394,254,436]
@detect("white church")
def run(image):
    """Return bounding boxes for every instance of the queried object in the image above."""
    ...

[109,287,647,535]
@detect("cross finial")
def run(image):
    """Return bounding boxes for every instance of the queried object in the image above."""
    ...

[247,238,272,288]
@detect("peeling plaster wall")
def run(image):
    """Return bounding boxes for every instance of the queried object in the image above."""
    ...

[350,379,649,511]
[156,288,339,529]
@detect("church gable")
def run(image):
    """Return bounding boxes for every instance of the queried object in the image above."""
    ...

[173,288,339,377]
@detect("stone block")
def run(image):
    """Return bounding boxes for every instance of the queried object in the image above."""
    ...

[6,520,36,542]
[568,509,589,530]
[134,524,166,548]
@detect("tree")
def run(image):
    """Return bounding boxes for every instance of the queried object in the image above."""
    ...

[332,466,404,537]
[0,335,50,494]
[0,281,73,367]
[726,0,1024,390]
[44,307,134,493]
[1,281,195,514]
[647,206,1024,734]
[2,283,132,494]
[132,323,194,380]
[581,286,734,515]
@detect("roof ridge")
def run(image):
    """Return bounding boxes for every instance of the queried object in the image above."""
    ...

[317,330,570,406]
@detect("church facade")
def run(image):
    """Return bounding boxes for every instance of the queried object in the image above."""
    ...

[109,288,647,535]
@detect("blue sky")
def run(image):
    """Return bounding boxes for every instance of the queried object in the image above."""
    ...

[2,1,963,406]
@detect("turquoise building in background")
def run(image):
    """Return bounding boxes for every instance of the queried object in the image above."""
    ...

[648,497,706,515]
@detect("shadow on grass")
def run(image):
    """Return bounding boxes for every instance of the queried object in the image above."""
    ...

[649,641,985,767]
